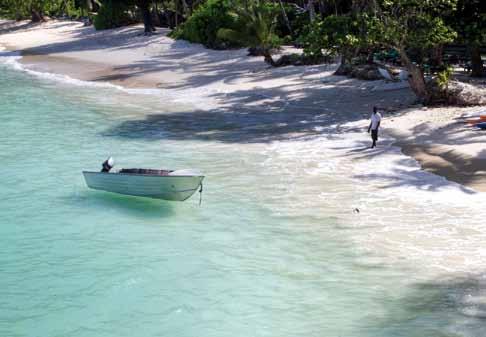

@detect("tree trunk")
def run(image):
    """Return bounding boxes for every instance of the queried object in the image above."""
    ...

[317,0,325,16]
[430,44,443,67]
[398,47,430,103]
[142,8,154,33]
[367,50,374,64]
[470,45,484,77]
[15,7,21,20]
[308,0,315,22]
[158,0,174,28]
[181,0,190,16]
[59,0,68,16]
[263,50,276,66]
[334,54,349,74]
[277,0,292,36]
[31,10,44,22]
[152,0,161,27]
[139,0,155,33]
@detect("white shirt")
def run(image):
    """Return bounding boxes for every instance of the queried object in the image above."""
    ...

[370,112,382,130]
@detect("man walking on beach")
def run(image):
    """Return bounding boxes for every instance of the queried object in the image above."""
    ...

[367,107,382,148]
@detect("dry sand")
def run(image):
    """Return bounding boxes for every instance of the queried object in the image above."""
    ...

[1,19,486,191]
[386,106,486,191]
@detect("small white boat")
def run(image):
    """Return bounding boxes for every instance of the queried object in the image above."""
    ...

[83,160,204,201]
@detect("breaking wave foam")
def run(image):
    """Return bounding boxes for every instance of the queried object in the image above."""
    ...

[257,124,486,276]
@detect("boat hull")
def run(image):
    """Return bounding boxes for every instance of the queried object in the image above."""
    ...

[83,171,204,201]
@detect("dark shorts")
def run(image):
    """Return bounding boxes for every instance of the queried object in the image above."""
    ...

[371,129,378,141]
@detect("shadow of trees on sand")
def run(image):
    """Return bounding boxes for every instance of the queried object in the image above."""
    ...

[102,84,412,143]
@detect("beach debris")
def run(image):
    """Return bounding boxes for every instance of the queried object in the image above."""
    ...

[378,68,394,81]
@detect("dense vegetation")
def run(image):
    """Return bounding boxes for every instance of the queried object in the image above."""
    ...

[169,0,239,49]
[93,0,135,30]
[171,0,486,103]
[0,0,84,21]
[0,0,485,103]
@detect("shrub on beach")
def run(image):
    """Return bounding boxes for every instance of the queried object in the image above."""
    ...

[169,0,306,49]
[94,0,135,30]
[298,15,360,65]
[216,0,282,65]
[169,0,240,49]
[297,18,328,60]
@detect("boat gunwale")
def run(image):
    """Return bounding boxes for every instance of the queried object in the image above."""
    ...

[82,171,204,178]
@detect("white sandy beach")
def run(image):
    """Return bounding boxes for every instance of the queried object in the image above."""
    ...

[1,19,486,191]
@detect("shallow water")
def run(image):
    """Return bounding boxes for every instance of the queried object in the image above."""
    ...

[1,57,486,337]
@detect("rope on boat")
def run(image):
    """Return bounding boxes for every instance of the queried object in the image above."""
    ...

[199,182,203,206]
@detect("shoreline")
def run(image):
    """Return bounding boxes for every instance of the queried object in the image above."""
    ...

[1,19,486,192]
[398,142,486,191]
[386,106,486,192]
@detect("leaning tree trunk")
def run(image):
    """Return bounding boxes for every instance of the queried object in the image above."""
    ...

[277,0,292,36]
[398,47,430,103]
[470,45,484,78]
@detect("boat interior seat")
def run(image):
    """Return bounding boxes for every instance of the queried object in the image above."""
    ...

[119,168,173,175]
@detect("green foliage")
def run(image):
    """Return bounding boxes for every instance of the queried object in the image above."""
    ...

[448,0,486,46]
[169,0,239,49]
[216,0,281,52]
[93,0,134,30]
[272,3,307,41]
[298,18,328,58]
[372,0,458,52]
[298,15,360,62]
[324,15,360,59]
[371,0,459,101]
[170,0,291,50]
[0,0,81,20]
[437,65,453,90]
[408,16,457,49]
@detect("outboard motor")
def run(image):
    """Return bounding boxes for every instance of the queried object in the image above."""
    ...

[101,157,115,172]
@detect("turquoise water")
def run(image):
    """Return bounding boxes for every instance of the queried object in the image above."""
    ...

[1,63,486,337]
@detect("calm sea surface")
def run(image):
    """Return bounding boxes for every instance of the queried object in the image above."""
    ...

[1,63,486,337]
